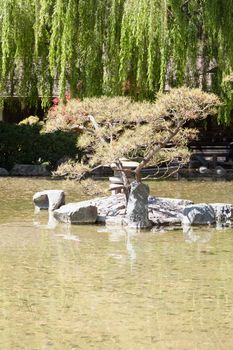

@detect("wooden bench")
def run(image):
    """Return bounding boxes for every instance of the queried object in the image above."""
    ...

[190,145,230,168]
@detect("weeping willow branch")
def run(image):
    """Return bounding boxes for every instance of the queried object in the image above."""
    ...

[0,0,231,120]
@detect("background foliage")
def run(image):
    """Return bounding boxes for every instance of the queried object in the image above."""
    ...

[0,121,78,169]
[0,0,232,121]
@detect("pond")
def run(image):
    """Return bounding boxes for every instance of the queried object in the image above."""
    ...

[1,178,233,349]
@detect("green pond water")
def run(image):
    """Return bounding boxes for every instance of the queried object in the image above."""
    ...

[1,178,233,350]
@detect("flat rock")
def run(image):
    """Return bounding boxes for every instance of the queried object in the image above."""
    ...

[53,203,97,224]
[33,190,65,211]
[149,209,182,226]
[149,197,193,212]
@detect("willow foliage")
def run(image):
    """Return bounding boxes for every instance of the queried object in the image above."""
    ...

[0,0,232,121]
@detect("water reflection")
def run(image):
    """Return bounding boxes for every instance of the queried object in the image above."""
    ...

[183,225,214,244]
[98,226,137,266]
[2,178,233,349]
[33,210,81,242]
[33,210,58,229]
[183,223,232,244]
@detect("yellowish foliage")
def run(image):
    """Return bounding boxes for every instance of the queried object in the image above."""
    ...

[19,116,40,125]
[53,160,91,180]
[45,88,221,179]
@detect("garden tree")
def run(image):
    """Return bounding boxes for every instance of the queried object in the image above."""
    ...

[46,87,221,191]
[0,0,232,121]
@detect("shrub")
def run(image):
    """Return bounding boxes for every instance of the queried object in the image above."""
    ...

[0,121,79,170]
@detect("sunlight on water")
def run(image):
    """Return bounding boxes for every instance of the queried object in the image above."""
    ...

[1,178,233,349]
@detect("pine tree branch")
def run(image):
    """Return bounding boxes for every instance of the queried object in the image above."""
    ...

[135,121,184,182]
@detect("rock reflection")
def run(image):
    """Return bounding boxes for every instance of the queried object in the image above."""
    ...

[99,226,137,264]
[33,211,80,241]
[216,221,231,230]
[3,178,233,349]
[55,224,80,242]
[33,210,58,229]
[183,225,214,244]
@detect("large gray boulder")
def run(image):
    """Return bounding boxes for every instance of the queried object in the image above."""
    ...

[126,181,152,228]
[53,202,97,224]
[0,168,9,176]
[182,204,216,226]
[10,164,50,176]
[33,190,65,211]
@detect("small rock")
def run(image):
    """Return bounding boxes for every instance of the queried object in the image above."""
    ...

[33,190,65,211]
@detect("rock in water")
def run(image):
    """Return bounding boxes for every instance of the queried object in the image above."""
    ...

[126,181,152,229]
[182,204,216,225]
[33,190,65,211]
[53,203,97,224]
[209,203,232,224]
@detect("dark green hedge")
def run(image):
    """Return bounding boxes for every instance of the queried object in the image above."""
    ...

[0,122,79,169]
